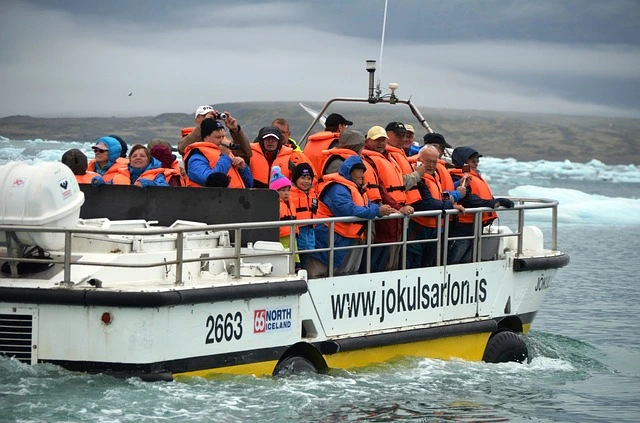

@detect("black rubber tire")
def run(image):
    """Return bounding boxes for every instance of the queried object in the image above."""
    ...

[273,355,318,376]
[482,331,528,363]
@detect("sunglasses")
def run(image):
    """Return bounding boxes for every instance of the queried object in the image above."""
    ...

[92,147,108,153]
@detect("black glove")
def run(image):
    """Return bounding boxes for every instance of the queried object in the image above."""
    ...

[205,172,230,187]
[496,198,515,208]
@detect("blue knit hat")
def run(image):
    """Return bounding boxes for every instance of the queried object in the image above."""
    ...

[269,165,291,191]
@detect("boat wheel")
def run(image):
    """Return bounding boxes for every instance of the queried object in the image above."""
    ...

[273,355,318,376]
[482,331,528,363]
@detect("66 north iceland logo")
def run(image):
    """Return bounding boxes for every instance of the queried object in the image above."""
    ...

[253,307,293,333]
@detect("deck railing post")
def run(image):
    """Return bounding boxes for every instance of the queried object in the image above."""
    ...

[364,219,372,273]
[552,204,558,251]
[63,231,72,285]
[289,222,296,275]
[233,229,242,279]
[328,221,335,277]
[174,231,184,286]
[442,213,450,266]
[517,208,525,256]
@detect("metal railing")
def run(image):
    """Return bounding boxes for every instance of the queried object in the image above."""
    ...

[0,197,559,286]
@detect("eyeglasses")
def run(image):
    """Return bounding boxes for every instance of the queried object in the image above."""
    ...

[422,160,438,166]
[92,147,108,153]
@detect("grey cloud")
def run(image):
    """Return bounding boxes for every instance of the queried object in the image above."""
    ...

[1,0,639,118]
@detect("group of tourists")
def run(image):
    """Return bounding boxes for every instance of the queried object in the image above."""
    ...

[61,105,515,277]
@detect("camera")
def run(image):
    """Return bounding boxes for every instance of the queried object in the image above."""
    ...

[213,112,228,120]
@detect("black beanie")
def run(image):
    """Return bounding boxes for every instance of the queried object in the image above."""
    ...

[61,148,88,175]
[292,162,314,184]
[109,135,128,158]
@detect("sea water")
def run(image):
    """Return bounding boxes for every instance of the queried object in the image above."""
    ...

[1,137,639,422]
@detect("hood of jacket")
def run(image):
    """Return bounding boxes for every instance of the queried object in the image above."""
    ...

[451,146,481,168]
[97,136,123,168]
[339,155,366,182]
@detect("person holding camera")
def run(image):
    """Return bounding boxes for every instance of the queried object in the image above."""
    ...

[177,105,252,162]
[182,118,253,188]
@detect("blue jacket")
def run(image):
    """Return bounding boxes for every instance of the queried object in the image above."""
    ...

[187,151,253,188]
[311,156,380,268]
[129,157,169,187]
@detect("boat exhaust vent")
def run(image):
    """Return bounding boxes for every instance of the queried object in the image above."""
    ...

[0,312,35,364]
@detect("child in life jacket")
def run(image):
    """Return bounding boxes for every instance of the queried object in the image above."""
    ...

[290,163,318,269]
[269,166,300,271]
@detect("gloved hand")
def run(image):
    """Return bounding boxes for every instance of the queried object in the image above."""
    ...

[91,175,105,186]
[495,198,515,208]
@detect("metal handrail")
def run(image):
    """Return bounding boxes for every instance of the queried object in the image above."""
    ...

[0,197,560,285]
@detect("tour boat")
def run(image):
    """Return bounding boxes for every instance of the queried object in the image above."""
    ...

[0,62,569,381]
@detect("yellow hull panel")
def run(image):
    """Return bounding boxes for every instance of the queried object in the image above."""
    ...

[174,331,492,380]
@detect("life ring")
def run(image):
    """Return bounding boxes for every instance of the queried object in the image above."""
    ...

[482,331,528,363]
[272,355,318,376]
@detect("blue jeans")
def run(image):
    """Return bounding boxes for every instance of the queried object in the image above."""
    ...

[448,239,472,264]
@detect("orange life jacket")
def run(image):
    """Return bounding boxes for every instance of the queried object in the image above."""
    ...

[316,173,368,240]
[385,145,422,204]
[111,166,166,185]
[411,172,443,228]
[249,144,316,188]
[290,185,318,222]
[183,142,246,188]
[449,168,497,225]
[361,149,407,206]
[164,160,185,186]
[87,157,129,183]
[278,197,298,238]
[74,170,100,184]
[303,131,339,176]
[181,127,195,137]
[319,148,357,176]
[437,160,455,192]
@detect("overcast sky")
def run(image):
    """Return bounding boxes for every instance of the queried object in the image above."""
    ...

[1,0,639,118]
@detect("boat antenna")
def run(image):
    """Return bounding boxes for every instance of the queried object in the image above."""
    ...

[375,0,389,99]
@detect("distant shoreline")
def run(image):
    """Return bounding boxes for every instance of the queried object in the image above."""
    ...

[1,103,639,165]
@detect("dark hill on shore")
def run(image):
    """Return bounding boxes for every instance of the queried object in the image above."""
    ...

[1,102,638,165]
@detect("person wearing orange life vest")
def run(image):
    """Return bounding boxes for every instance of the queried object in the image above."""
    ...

[248,126,316,188]
[306,156,396,279]
[448,146,515,264]
[423,132,468,201]
[319,129,365,177]
[269,166,300,270]
[383,122,424,206]
[402,124,421,158]
[290,162,318,269]
[61,149,99,184]
[110,144,170,187]
[407,146,465,268]
[87,136,129,185]
[303,113,352,175]
[183,118,253,188]
[177,105,252,163]
[148,144,184,186]
[360,126,415,272]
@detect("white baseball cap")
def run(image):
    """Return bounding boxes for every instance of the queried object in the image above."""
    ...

[195,105,214,117]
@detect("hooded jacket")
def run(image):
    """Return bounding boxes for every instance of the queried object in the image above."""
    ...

[311,156,380,267]
[87,136,129,182]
